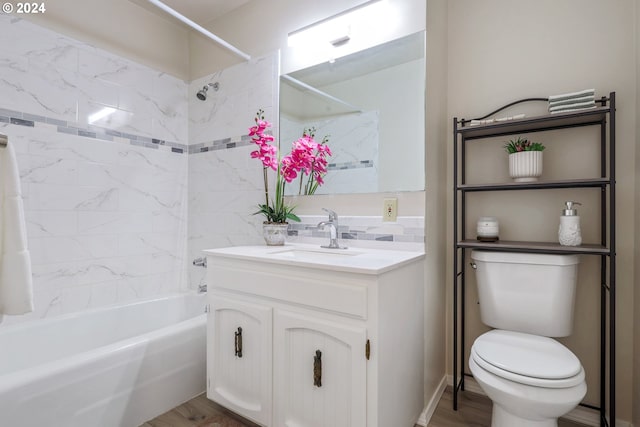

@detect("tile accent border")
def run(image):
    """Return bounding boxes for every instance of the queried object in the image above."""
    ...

[3,107,378,172]
[190,133,377,173]
[0,107,188,154]
[327,160,375,171]
[188,134,254,154]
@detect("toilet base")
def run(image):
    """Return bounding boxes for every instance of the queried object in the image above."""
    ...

[492,404,557,427]
[469,347,586,427]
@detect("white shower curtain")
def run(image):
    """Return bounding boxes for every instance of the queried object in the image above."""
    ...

[0,141,34,315]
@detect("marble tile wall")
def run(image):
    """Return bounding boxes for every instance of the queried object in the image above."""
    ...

[0,15,189,326]
[187,53,280,290]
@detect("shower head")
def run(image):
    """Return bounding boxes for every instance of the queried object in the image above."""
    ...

[196,82,220,101]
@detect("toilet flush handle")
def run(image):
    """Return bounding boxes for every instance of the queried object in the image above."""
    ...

[470,262,477,270]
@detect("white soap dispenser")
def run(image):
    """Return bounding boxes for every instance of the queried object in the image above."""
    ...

[558,201,582,246]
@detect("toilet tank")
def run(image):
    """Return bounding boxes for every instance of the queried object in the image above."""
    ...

[471,250,580,337]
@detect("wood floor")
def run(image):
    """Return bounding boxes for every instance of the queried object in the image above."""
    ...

[141,387,589,427]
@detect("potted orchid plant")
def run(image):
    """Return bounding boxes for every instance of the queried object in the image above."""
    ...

[249,110,331,245]
[504,136,545,182]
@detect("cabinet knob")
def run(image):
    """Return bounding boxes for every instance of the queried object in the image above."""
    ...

[313,350,322,387]
[235,327,243,358]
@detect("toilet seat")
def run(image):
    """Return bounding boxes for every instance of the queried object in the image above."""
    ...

[472,330,585,389]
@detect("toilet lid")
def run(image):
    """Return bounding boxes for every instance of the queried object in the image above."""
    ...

[473,330,582,380]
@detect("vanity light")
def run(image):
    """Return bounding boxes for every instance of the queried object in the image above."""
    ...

[287,0,386,49]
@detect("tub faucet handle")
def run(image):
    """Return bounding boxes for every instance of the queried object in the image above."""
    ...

[193,257,207,268]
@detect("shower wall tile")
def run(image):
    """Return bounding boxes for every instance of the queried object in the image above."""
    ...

[0,14,188,145]
[0,16,189,326]
[189,53,279,145]
[187,52,280,290]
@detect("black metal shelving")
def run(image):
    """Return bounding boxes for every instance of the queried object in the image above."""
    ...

[452,93,616,427]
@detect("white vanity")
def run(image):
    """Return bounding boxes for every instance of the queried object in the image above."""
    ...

[204,243,425,427]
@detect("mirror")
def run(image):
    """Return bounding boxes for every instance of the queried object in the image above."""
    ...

[280,31,425,195]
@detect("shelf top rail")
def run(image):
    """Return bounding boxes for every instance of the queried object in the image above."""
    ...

[455,95,611,139]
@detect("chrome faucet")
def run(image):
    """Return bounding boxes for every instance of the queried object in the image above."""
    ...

[317,208,346,249]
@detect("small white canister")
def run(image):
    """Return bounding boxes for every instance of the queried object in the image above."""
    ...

[477,217,499,242]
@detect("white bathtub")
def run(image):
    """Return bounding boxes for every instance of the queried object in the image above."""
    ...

[0,293,206,427]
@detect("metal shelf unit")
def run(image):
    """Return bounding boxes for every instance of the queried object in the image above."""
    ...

[452,93,616,426]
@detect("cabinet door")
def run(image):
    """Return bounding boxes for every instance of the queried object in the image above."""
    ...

[207,295,272,426]
[273,310,367,427]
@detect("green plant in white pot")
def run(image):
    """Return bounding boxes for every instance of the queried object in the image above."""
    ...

[505,137,545,182]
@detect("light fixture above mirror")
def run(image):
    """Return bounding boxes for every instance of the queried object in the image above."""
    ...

[282,0,401,74]
[287,0,387,50]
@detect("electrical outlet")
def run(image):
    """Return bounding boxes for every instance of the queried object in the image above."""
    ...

[383,198,397,222]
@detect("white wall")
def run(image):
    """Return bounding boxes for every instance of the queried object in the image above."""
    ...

[444,1,637,423]
[0,15,189,325]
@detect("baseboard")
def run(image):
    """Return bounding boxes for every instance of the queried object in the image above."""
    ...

[445,375,632,427]
[415,376,447,426]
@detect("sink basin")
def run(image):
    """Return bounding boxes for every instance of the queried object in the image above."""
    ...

[204,244,424,274]
[268,248,363,262]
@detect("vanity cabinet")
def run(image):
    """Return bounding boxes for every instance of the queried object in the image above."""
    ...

[204,245,425,427]
[273,310,367,427]
[207,296,273,426]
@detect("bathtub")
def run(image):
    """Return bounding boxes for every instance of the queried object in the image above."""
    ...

[0,293,206,427]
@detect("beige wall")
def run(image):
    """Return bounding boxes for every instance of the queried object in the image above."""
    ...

[23,0,190,80]
[444,0,637,423]
[634,1,640,424]
[424,0,449,407]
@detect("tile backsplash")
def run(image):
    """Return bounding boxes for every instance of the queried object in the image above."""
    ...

[287,215,424,251]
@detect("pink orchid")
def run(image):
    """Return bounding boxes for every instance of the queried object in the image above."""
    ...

[249,111,332,223]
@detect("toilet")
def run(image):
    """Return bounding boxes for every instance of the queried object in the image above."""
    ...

[469,250,587,427]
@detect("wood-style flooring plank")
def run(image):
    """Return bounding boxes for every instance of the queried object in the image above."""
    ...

[143,387,590,427]
[429,387,589,427]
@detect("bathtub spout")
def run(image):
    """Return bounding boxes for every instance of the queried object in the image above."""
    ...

[198,284,207,293]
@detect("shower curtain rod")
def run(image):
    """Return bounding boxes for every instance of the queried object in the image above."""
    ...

[281,75,363,113]
[145,0,251,62]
